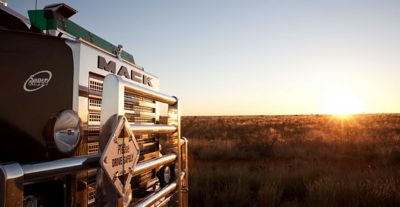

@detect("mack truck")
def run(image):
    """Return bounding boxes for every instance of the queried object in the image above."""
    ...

[0,3,188,207]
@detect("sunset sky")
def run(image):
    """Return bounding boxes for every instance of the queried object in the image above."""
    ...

[10,0,400,115]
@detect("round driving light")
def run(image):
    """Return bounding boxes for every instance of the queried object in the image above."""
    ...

[53,110,81,154]
[163,166,171,184]
[24,195,38,207]
[157,165,175,187]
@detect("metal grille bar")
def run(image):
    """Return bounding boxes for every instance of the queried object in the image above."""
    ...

[6,152,176,183]
[22,155,99,182]
[133,154,176,176]
[135,182,177,207]
[130,124,177,134]
[121,78,177,105]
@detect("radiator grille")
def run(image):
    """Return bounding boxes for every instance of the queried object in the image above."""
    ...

[86,75,160,203]
[87,77,159,157]
[88,183,96,205]
[124,91,155,103]
[87,142,99,155]
[125,114,155,124]
[87,127,100,138]
[124,103,154,113]
[88,112,101,125]
[89,98,102,110]
[89,79,103,92]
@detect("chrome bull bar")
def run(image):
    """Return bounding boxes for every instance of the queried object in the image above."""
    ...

[0,154,177,207]
[99,74,188,207]
[0,74,188,207]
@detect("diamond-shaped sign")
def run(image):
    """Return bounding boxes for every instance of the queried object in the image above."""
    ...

[100,116,140,197]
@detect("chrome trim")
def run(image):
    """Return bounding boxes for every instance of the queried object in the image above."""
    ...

[180,137,189,204]
[133,154,176,176]
[0,163,24,207]
[100,74,175,127]
[22,155,99,182]
[135,182,177,207]
[130,124,177,134]
[180,172,186,182]
[104,75,176,106]
[181,137,189,186]
[167,97,183,206]
[155,195,172,207]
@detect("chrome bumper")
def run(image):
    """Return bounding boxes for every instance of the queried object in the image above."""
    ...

[0,152,187,207]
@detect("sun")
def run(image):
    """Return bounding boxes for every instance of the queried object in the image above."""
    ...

[320,91,365,116]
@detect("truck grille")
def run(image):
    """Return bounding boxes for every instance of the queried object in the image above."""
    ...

[87,142,99,155]
[89,79,103,92]
[88,112,101,125]
[88,183,96,205]
[89,98,102,110]
[86,75,160,203]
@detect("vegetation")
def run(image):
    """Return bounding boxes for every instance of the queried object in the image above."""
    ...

[182,114,400,207]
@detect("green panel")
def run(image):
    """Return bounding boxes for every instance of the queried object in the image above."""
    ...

[28,10,58,30]
[28,10,135,65]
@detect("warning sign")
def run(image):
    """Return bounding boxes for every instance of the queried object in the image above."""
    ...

[100,116,140,196]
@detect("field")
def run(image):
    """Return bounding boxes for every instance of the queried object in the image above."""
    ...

[182,114,400,207]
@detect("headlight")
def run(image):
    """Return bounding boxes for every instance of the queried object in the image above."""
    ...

[51,110,81,154]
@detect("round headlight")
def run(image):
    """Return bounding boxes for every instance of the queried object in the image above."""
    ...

[53,110,81,154]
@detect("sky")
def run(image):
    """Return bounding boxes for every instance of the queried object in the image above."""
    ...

[8,0,400,115]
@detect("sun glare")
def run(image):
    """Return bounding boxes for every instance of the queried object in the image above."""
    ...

[320,91,365,116]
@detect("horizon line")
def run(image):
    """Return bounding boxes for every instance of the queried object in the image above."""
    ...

[180,112,400,117]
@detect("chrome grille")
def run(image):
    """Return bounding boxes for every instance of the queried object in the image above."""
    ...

[86,75,160,203]
[89,98,101,110]
[124,91,154,103]
[88,183,96,205]
[87,142,99,155]
[88,112,101,125]
[87,127,100,138]
[89,79,103,92]
[124,103,154,113]
[125,114,155,124]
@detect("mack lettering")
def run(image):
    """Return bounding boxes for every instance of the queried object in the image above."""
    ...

[98,56,153,87]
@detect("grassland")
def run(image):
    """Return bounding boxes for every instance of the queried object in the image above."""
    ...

[182,114,400,207]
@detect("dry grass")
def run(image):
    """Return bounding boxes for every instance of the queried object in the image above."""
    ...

[183,114,400,207]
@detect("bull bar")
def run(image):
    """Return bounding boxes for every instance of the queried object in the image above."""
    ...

[0,74,189,207]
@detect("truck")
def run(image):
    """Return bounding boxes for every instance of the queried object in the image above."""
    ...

[0,2,188,207]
